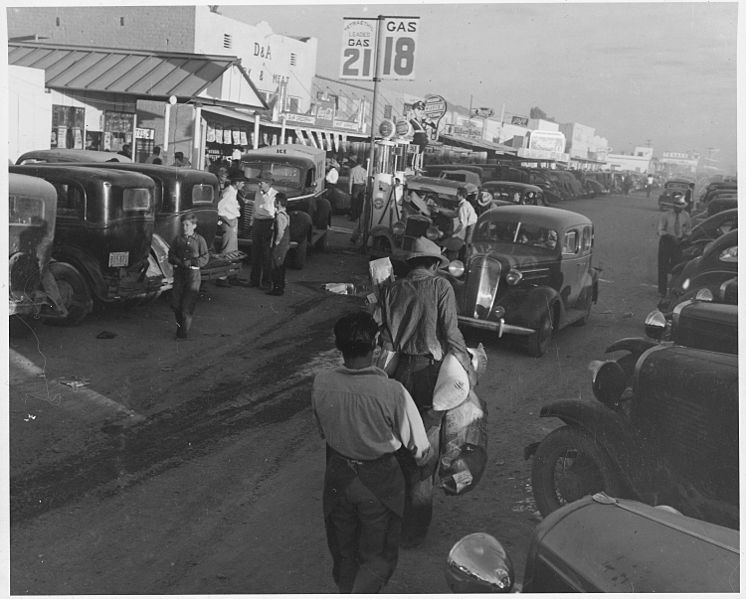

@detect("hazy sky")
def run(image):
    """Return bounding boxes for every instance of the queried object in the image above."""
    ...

[222,2,738,165]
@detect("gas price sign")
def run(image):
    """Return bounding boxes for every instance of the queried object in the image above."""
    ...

[340,16,420,81]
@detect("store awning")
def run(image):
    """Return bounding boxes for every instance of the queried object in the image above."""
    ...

[201,105,256,124]
[8,41,267,108]
[439,133,518,155]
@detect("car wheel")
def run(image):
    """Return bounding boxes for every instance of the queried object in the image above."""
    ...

[45,262,93,326]
[531,425,625,517]
[290,236,308,270]
[526,311,553,357]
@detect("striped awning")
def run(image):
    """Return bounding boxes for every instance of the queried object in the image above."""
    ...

[8,41,266,107]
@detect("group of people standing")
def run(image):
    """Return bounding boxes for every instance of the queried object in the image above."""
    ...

[313,236,470,592]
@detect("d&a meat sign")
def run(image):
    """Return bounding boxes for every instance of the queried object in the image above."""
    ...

[340,17,420,81]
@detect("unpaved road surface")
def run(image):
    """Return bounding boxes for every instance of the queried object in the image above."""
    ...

[9,193,663,593]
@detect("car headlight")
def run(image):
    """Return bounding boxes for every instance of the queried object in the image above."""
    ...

[694,288,713,301]
[392,221,405,236]
[644,309,667,340]
[448,260,465,278]
[426,226,440,241]
[681,277,690,291]
[505,269,522,286]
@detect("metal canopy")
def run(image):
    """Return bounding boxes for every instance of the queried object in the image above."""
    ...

[8,41,266,107]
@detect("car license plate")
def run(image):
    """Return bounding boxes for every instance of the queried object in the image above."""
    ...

[108,251,129,267]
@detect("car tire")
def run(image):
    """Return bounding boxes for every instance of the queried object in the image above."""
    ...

[290,236,308,270]
[526,311,553,357]
[531,425,625,517]
[45,261,93,326]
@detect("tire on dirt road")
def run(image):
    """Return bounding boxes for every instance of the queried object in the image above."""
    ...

[530,425,624,517]
[45,261,93,326]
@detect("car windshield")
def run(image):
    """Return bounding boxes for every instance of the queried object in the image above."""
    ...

[242,162,303,189]
[474,219,558,250]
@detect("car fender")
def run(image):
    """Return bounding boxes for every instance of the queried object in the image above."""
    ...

[51,244,106,300]
[529,399,650,497]
[515,286,561,328]
[604,337,657,357]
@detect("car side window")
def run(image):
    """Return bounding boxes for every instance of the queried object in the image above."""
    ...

[54,182,85,218]
[581,226,593,252]
[306,168,315,188]
[563,230,579,255]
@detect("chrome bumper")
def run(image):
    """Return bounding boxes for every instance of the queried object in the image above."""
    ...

[458,315,535,337]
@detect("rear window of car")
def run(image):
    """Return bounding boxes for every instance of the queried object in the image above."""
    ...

[9,195,45,225]
[54,182,85,218]
[192,184,214,205]
[123,188,152,212]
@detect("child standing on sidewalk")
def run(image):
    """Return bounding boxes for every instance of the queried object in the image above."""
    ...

[267,193,290,296]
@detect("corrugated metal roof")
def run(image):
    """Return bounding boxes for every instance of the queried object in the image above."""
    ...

[7,42,263,105]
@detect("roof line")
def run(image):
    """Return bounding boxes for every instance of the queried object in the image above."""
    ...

[8,41,239,63]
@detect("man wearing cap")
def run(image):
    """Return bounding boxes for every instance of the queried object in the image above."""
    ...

[379,237,470,547]
[250,172,277,288]
[409,101,435,171]
[168,213,209,339]
[215,173,245,287]
[657,192,692,296]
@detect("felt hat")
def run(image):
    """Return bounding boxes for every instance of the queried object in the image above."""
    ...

[405,236,449,268]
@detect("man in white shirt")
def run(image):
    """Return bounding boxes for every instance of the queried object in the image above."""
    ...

[453,186,478,260]
[250,172,277,288]
[215,173,246,287]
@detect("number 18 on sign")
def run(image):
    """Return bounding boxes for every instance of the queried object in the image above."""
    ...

[340,17,420,81]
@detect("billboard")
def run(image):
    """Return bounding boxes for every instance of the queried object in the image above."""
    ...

[528,130,566,154]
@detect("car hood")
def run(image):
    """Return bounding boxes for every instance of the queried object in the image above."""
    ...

[471,241,558,269]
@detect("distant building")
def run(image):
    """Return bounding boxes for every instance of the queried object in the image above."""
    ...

[605,152,651,173]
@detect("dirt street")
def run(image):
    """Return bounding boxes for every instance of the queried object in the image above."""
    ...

[9,192,664,593]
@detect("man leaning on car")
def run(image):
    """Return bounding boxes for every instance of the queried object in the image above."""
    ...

[657,192,691,296]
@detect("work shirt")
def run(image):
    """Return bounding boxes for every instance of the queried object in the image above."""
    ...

[253,187,277,220]
[326,167,339,186]
[217,185,241,220]
[168,232,209,269]
[312,365,430,462]
[658,209,691,240]
[454,198,478,240]
[349,165,367,187]
[380,267,469,369]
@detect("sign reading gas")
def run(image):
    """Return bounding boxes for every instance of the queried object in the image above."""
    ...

[340,17,420,81]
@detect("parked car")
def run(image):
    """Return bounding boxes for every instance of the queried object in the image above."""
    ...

[16,148,133,165]
[10,164,165,324]
[445,493,739,593]
[238,144,330,268]
[480,181,547,206]
[72,163,244,286]
[697,181,737,210]
[8,173,68,329]
[660,228,737,311]
[446,205,599,357]
[671,208,736,273]
[658,178,694,211]
[525,299,738,528]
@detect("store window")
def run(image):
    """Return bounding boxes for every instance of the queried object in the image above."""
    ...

[103,111,134,154]
[287,97,299,113]
[51,105,85,150]
[134,127,155,163]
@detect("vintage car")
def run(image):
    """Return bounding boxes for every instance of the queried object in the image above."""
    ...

[447,206,599,357]
[660,228,737,311]
[524,169,565,204]
[8,173,68,329]
[10,164,164,325]
[658,178,694,211]
[481,181,547,207]
[16,148,133,165]
[445,493,739,593]
[238,144,330,267]
[437,169,482,187]
[697,180,737,209]
[525,300,738,529]
[670,208,736,273]
[71,162,244,285]
[367,174,464,266]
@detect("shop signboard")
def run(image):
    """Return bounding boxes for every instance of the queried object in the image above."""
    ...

[285,113,316,126]
[511,115,529,127]
[104,111,134,133]
[424,94,447,140]
[340,16,420,81]
[527,130,566,154]
[315,98,336,128]
[333,119,361,131]
[135,127,155,140]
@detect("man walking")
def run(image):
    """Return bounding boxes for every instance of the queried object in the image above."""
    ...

[313,311,431,593]
[379,237,471,547]
[348,158,367,222]
[215,173,246,287]
[249,172,277,288]
[168,213,209,339]
[657,192,691,296]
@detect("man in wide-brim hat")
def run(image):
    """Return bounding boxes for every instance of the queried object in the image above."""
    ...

[378,236,470,547]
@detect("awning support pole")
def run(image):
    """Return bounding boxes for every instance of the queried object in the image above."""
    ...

[253,114,260,149]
